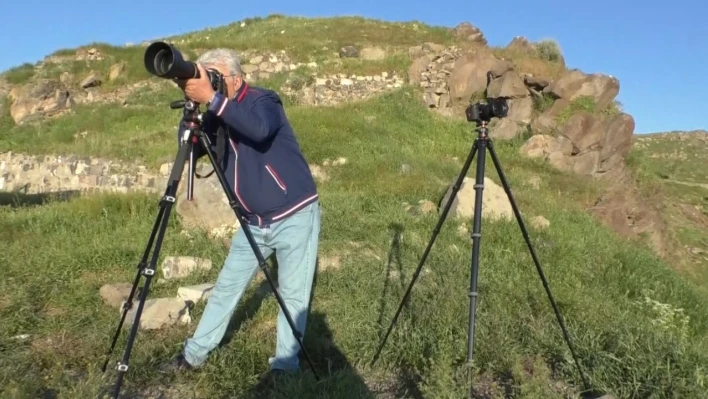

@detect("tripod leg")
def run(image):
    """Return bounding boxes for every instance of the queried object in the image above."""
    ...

[101,203,167,373]
[371,140,479,366]
[195,132,320,380]
[486,140,591,391]
[465,135,487,397]
[109,141,191,398]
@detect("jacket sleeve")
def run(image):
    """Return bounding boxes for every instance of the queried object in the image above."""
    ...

[206,92,281,143]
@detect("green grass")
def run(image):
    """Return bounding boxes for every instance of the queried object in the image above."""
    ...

[1,15,455,90]
[554,96,622,125]
[1,87,708,398]
[626,132,708,289]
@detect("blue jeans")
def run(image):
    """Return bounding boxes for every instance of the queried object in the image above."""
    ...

[183,201,320,370]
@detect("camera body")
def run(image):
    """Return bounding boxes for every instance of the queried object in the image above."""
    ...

[143,41,225,97]
[465,97,509,123]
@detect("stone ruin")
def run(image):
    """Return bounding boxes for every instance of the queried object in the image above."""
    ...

[280,72,405,106]
[406,41,634,180]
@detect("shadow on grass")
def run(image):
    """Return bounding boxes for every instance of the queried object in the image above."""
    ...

[215,258,377,398]
[0,189,82,208]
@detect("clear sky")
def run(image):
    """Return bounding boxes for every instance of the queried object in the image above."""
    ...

[2,0,706,134]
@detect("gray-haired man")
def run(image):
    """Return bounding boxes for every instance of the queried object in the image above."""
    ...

[162,48,320,378]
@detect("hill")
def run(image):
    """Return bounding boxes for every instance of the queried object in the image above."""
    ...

[1,14,707,399]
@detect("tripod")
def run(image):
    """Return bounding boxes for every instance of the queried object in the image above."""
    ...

[371,117,592,398]
[100,98,319,399]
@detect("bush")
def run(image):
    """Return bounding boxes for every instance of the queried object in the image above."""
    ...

[536,39,563,63]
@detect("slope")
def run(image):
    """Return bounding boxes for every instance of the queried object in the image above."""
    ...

[1,14,707,399]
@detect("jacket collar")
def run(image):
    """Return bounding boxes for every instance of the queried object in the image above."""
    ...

[232,81,249,103]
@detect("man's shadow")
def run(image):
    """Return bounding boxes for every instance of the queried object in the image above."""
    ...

[218,258,378,398]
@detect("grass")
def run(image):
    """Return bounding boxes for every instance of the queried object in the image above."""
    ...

[1,15,455,90]
[554,96,623,125]
[2,87,708,398]
[626,132,708,289]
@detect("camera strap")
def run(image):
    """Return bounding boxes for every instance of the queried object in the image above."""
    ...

[195,125,227,180]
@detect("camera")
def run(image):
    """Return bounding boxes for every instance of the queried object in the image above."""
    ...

[143,41,224,94]
[465,97,509,123]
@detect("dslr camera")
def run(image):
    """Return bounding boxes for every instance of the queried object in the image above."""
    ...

[143,41,225,97]
[465,96,508,123]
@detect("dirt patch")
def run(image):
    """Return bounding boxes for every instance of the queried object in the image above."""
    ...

[590,183,671,258]
[678,203,708,229]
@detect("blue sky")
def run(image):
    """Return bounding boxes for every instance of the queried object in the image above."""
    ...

[2,0,706,134]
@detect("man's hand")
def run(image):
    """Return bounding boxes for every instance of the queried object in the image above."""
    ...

[175,63,215,104]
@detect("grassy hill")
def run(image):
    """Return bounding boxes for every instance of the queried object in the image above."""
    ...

[1,14,707,399]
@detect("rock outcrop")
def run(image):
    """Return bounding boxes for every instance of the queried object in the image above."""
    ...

[519,108,635,179]
[409,44,538,139]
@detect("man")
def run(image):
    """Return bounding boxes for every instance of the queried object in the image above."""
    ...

[162,48,321,377]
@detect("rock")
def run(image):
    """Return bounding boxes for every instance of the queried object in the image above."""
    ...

[531,216,550,229]
[452,22,487,45]
[507,36,536,53]
[175,171,239,233]
[560,111,606,152]
[597,113,635,174]
[487,70,529,99]
[520,135,573,159]
[99,283,134,309]
[449,51,499,104]
[339,45,359,58]
[80,71,101,88]
[440,176,513,222]
[544,69,620,109]
[109,62,125,81]
[161,256,212,280]
[177,283,215,303]
[359,46,386,60]
[531,98,569,133]
[319,255,342,271]
[123,298,191,330]
[521,107,635,179]
[524,75,551,90]
[490,60,514,78]
[408,54,434,84]
[507,96,534,124]
[8,79,74,124]
[489,119,523,140]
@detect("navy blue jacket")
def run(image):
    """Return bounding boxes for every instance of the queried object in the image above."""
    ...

[177,82,318,227]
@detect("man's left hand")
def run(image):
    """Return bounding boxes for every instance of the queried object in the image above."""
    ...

[176,63,215,104]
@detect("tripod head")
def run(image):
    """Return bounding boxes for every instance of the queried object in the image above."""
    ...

[166,70,228,201]
[464,71,509,131]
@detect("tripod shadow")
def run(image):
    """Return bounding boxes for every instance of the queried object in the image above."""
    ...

[375,223,414,338]
[0,189,81,208]
[369,223,426,399]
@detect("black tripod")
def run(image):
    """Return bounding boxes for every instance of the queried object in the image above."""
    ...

[99,98,319,399]
[371,110,592,398]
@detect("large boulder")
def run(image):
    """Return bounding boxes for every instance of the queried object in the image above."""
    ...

[520,111,635,178]
[451,22,487,45]
[8,79,75,124]
[448,51,500,103]
[544,69,619,109]
[175,168,239,235]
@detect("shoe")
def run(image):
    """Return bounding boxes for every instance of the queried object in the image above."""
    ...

[158,353,194,373]
[256,368,291,386]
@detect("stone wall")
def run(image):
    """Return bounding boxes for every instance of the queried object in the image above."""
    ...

[0,152,169,195]
[280,72,404,106]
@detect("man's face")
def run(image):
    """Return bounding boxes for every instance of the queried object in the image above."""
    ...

[203,62,243,99]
